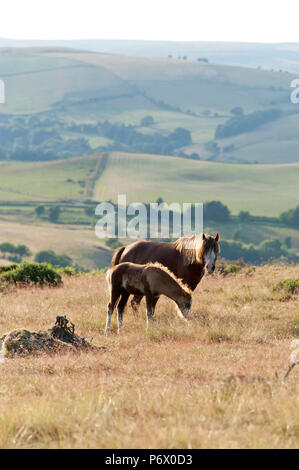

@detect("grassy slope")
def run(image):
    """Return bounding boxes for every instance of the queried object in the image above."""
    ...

[0,218,111,270]
[0,266,298,448]
[214,113,299,164]
[93,152,299,217]
[0,155,102,201]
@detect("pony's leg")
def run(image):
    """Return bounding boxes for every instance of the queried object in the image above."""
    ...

[105,287,121,335]
[117,291,130,333]
[131,294,143,315]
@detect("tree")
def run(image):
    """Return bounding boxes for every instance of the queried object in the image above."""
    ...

[14,244,31,258]
[140,116,154,127]
[0,242,16,255]
[230,107,244,116]
[49,206,61,223]
[85,206,95,217]
[168,128,192,147]
[215,109,282,139]
[35,205,45,217]
[238,211,251,222]
[284,236,292,249]
[257,239,284,261]
[280,206,299,228]
[34,250,72,267]
[204,201,230,222]
[233,229,242,241]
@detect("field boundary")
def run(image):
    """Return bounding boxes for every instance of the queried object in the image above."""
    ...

[84,152,109,199]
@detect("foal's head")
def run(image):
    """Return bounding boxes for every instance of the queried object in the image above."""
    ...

[201,233,220,273]
[177,295,193,318]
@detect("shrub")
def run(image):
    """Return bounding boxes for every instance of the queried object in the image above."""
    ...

[225,264,242,274]
[0,262,62,286]
[56,266,77,276]
[0,264,18,273]
[273,279,299,295]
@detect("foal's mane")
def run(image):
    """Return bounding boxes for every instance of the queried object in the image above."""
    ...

[145,262,192,296]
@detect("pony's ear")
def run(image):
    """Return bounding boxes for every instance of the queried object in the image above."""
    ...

[202,233,206,240]
[215,233,220,242]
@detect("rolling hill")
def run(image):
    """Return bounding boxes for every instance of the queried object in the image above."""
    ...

[1,47,298,165]
[2,39,299,73]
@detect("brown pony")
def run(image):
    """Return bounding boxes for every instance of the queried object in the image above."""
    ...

[105,262,192,334]
[111,233,220,312]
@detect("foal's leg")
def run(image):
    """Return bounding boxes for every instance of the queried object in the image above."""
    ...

[105,303,114,335]
[105,286,121,335]
[131,294,143,315]
[117,291,130,333]
[145,293,157,327]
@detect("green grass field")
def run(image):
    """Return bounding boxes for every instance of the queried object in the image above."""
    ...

[93,152,299,217]
[0,155,101,201]
[2,152,298,217]
[0,151,297,216]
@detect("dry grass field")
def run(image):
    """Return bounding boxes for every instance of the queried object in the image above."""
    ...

[0,264,298,449]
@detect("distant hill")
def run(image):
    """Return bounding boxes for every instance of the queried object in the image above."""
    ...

[0,47,298,164]
[2,39,299,72]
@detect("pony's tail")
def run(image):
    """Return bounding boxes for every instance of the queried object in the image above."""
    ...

[111,246,125,266]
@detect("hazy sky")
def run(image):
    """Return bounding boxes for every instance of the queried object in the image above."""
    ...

[1,0,299,42]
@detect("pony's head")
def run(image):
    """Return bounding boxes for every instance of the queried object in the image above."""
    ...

[201,233,220,273]
[174,232,220,272]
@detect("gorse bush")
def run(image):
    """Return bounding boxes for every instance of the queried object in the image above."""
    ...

[273,278,299,295]
[225,264,242,274]
[56,266,77,276]
[0,264,18,273]
[0,262,62,286]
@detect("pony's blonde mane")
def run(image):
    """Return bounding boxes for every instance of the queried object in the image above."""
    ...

[173,235,205,265]
[173,234,219,266]
[145,262,192,296]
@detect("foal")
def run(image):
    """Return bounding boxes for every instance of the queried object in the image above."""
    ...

[105,262,192,335]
